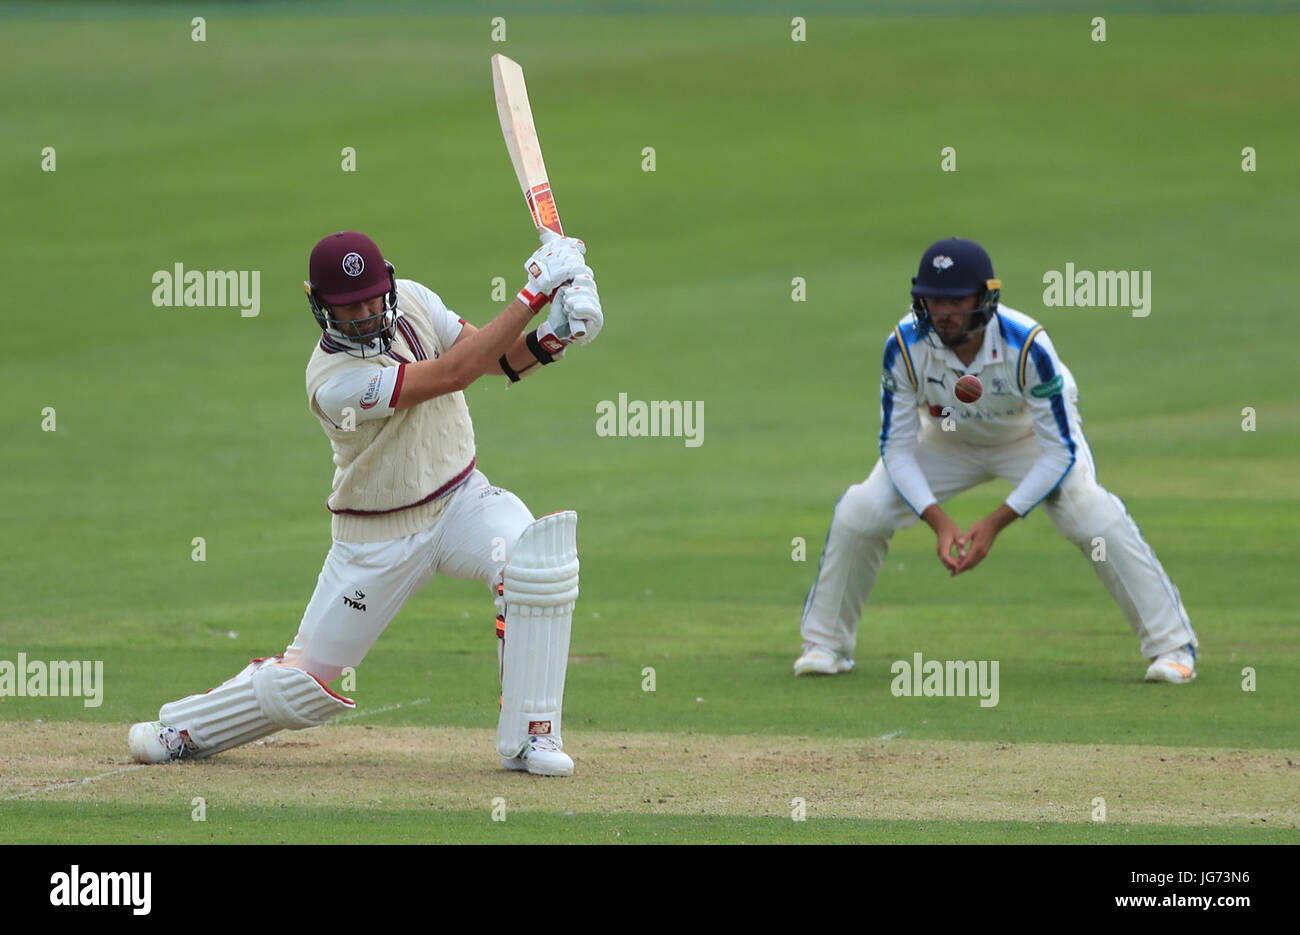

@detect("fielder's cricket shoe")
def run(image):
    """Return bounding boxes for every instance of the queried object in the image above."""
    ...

[793,646,855,676]
[128,721,187,763]
[1144,644,1197,684]
[502,736,574,777]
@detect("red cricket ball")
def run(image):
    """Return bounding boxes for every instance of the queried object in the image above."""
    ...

[954,374,983,404]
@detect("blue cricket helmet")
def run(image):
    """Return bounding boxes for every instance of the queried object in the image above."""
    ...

[909,237,1002,346]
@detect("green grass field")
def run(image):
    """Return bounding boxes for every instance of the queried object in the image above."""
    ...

[2,2,1298,845]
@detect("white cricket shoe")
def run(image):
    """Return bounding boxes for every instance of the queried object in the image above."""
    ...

[128,721,187,763]
[794,646,855,676]
[1144,645,1197,684]
[502,736,574,777]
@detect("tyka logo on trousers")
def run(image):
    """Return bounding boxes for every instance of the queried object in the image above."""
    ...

[342,589,367,611]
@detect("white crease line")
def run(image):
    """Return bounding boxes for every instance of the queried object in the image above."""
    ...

[330,697,430,723]
[4,765,146,801]
[256,697,433,741]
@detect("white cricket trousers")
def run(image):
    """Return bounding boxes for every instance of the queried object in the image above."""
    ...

[281,470,534,682]
[800,421,1197,660]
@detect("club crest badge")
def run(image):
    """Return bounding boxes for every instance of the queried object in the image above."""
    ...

[342,252,365,277]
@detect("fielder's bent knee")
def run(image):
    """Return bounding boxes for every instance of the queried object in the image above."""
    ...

[1044,485,1121,546]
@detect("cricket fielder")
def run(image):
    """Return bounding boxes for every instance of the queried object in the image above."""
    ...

[129,230,602,775]
[795,238,1197,683]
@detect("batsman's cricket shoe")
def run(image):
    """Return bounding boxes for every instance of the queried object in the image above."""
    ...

[1144,644,1196,684]
[128,721,187,763]
[793,646,855,677]
[502,736,574,777]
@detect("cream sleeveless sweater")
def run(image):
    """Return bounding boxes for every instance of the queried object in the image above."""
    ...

[304,281,476,543]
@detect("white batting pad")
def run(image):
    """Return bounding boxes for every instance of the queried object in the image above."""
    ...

[158,663,354,758]
[498,511,579,758]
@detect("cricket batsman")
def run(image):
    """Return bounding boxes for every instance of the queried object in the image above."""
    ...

[129,230,602,775]
[794,237,1197,683]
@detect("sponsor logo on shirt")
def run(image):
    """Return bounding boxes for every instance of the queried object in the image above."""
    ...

[360,372,384,410]
[1030,374,1064,398]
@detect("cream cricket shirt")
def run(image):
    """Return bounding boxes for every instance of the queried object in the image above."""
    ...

[305,279,476,543]
[879,305,1081,518]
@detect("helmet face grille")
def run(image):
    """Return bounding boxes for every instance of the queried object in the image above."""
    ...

[329,305,395,354]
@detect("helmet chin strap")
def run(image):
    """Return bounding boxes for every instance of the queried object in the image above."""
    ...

[327,326,387,357]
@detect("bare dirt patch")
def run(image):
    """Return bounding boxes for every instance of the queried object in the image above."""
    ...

[2,721,1296,827]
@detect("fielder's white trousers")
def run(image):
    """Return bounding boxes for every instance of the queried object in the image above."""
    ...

[281,470,534,682]
[800,421,1197,661]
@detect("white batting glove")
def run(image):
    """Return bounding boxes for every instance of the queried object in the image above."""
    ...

[540,295,575,343]
[517,237,588,311]
[539,230,587,255]
[553,272,602,346]
[533,272,602,356]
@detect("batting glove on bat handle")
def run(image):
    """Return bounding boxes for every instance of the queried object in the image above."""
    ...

[554,274,602,346]
[531,273,601,354]
[541,297,576,343]
[540,230,587,255]
[519,247,589,312]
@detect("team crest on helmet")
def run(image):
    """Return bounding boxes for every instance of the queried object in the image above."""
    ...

[932,255,954,272]
[342,252,365,277]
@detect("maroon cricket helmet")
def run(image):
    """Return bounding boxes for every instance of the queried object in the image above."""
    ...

[308,231,392,305]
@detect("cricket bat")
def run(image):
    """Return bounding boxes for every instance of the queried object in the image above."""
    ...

[491,53,565,239]
[492,53,585,337]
